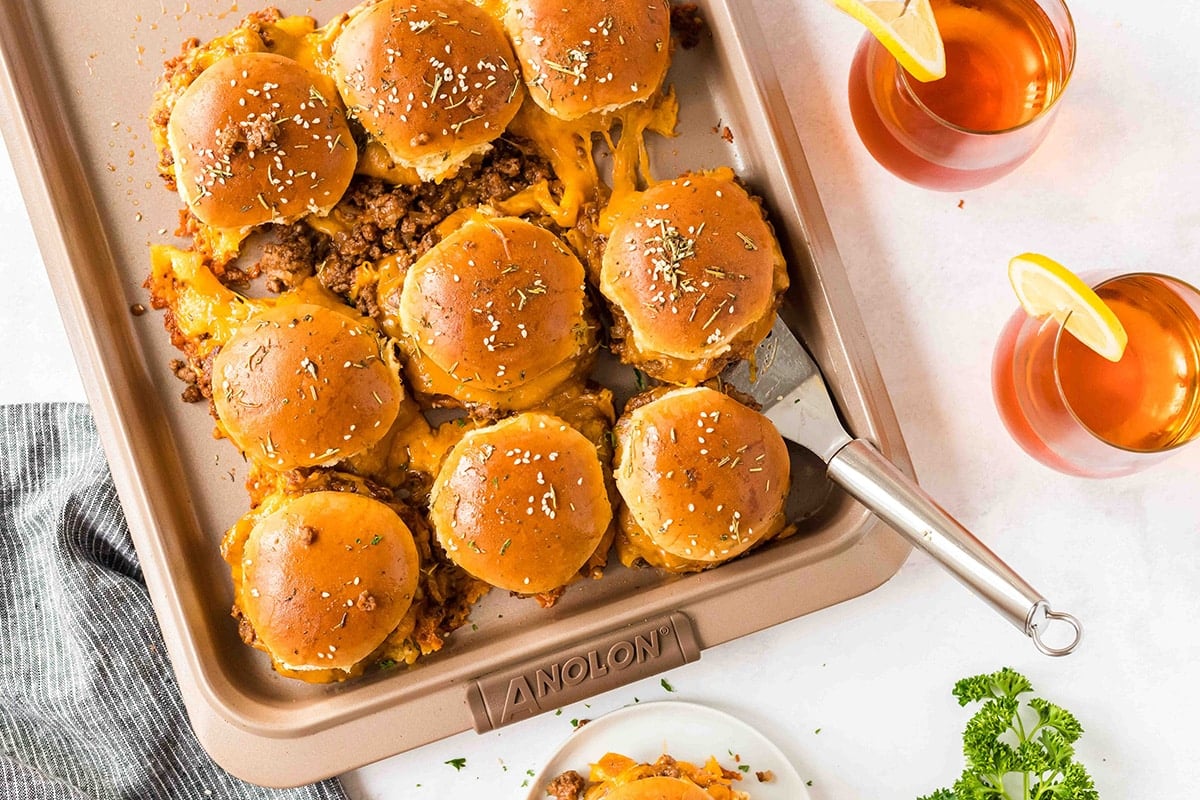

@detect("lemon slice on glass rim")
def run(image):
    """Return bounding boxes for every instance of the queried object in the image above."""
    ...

[1008,253,1129,362]
[831,0,947,82]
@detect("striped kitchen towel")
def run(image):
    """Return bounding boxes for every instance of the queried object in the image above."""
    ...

[0,404,348,800]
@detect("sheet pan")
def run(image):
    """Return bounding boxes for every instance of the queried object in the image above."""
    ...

[0,0,913,786]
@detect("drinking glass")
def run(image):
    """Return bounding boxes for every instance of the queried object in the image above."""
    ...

[848,0,1076,191]
[992,273,1200,477]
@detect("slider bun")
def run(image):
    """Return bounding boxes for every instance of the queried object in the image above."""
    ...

[602,776,714,800]
[213,303,404,471]
[331,0,523,182]
[429,412,612,594]
[600,168,789,384]
[504,0,672,120]
[393,214,595,411]
[167,51,356,228]
[613,387,790,569]
[239,491,420,673]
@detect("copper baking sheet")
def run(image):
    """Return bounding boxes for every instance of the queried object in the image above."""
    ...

[0,0,912,787]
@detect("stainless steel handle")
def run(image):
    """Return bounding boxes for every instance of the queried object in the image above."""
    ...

[828,439,1082,657]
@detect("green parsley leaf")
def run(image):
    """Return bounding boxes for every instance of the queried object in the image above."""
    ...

[916,790,953,800]
[445,757,467,771]
[660,678,675,692]
[919,668,1098,800]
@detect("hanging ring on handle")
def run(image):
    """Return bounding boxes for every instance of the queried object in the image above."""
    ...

[1026,602,1083,657]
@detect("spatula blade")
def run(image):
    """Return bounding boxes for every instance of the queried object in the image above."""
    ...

[723,317,852,462]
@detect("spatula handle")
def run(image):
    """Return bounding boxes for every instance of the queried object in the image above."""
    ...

[827,438,1082,656]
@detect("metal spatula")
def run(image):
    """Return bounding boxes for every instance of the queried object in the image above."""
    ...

[725,317,1083,656]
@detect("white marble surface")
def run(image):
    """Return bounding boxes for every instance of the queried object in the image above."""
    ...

[2,0,1198,796]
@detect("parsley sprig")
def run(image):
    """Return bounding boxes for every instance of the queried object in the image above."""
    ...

[919,668,1098,800]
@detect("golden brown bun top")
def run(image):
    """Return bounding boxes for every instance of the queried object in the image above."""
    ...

[213,302,404,471]
[397,215,592,395]
[614,387,790,563]
[504,0,672,121]
[602,776,715,800]
[601,169,788,363]
[240,491,420,672]
[429,412,611,594]
[331,0,522,181]
[167,52,357,228]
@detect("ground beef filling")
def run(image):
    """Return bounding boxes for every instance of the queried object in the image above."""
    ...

[255,138,561,321]
[158,138,563,401]
[670,3,708,50]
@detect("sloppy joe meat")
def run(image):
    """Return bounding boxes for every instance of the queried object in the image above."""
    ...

[546,770,586,800]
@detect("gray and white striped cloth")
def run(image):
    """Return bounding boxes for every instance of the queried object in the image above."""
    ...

[0,404,348,800]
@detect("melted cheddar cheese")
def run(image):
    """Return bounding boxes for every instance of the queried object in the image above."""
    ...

[148,243,356,356]
[503,88,679,230]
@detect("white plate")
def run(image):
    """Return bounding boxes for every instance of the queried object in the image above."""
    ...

[524,700,810,800]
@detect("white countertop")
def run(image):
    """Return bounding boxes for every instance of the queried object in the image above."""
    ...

[2,0,1198,796]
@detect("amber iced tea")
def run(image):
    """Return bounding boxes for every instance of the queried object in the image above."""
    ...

[849,0,1074,190]
[993,274,1200,477]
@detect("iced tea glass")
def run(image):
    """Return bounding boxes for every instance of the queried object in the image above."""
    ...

[848,0,1076,191]
[992,273,1200,477]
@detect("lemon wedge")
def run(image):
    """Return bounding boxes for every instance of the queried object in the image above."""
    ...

[832,0,946,82]
[1008,253,1128,362]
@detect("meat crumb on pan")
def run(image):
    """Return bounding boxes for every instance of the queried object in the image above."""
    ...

[670,3,708,50]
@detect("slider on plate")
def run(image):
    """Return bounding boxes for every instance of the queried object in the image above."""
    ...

[225,491,421,682]
[212,302,407,472]
[548,752,751,799]
[166,51,357,228]
[385,214,597,413]
[503,0,672,120]
[600,168,789,385]
[330,0,523,182]
[613,386,791,572]
[429,412,613,606]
